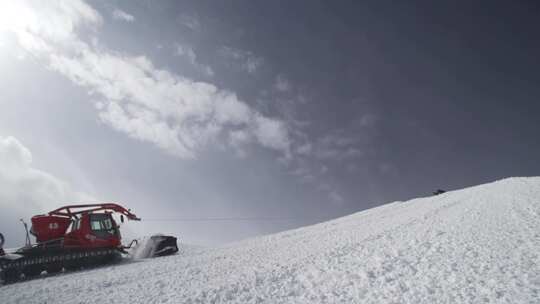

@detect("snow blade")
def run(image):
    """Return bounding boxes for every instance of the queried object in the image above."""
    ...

[150,235,179,257]
[129,235,179,259]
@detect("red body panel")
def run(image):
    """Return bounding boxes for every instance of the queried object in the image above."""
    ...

[30,215,71,243]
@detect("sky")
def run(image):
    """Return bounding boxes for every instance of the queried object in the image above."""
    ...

[0,0,539,247]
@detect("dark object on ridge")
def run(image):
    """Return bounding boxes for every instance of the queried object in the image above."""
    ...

[433,189,446,195]
[0,233,4,256]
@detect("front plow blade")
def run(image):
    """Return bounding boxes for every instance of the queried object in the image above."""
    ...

[150,235,179,257]
[129,235,179,259]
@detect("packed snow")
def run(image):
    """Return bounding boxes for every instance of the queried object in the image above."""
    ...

[1,177,539,303]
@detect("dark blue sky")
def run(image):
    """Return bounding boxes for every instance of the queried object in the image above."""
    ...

[0,0,539,246]
[160,0,540,205]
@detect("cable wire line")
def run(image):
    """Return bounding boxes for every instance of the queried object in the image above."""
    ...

[143,216,325,222]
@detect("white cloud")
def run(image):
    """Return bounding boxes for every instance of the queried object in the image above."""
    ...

[0,136,92,207]
[310,132,363,161]
[316,182,345,205]
[282,130,362,203]
[244,56,264,74]
[98,101,197,158]
[320,165,328,174]
[175,45,197,64]
[0,136,93,245]
[218,46,264,74]
[359,113,378,127]
[253,115,291,156]
[288,165,314,183]
[112,9,135,22]
[178,13,200,31]
[0,0,101,54]
[328,190,344,205]
[174,44,214,77]
[379,162,398,176]
[1,0,292,160]
[275,75,291,92]
[228,130,252,158]
[296,143,312,155]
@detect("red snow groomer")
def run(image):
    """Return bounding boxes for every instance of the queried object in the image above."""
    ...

[32,203,140,248]
[0,203,178,284]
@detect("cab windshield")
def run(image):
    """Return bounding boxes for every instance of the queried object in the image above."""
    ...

[91,218,113,231]
[89,214,118,238]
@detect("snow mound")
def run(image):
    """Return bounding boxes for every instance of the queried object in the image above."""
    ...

[1,177,540,303]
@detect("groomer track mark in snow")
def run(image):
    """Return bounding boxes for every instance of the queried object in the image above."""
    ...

[1,177,539,303]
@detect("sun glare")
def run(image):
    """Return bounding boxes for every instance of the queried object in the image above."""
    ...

[0,2,31,33]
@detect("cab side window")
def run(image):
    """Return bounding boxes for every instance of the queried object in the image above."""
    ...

[67,218,81,233]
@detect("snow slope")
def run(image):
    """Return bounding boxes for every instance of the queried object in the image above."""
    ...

[1,177,539,303]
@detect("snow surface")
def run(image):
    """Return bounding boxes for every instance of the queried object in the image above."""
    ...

[1,177,539,303]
